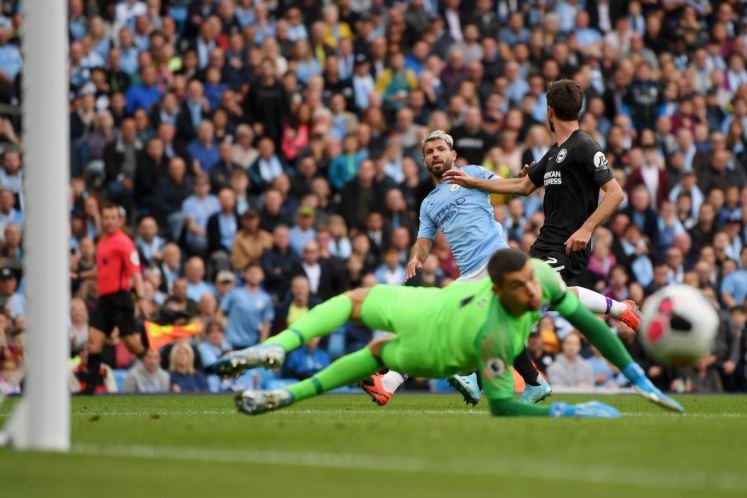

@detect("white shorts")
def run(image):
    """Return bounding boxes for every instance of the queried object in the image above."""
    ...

[456,261,490,282]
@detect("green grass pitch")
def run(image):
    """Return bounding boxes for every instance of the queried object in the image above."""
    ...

[1,393,746,498]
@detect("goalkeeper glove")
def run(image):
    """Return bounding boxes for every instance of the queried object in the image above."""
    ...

[549,401,621,418]
[623,362,684,413]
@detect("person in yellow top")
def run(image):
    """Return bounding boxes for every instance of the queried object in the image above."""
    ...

[375,52,418,120]
[321,4,352,49]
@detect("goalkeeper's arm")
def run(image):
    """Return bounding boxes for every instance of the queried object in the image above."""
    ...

[488,397,619,418]
[489,397,550,417]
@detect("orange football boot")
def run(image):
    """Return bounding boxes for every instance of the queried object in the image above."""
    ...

[619,300,641,330]
[360,373,393,406]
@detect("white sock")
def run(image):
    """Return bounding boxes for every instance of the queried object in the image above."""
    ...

[381,371,406,393]
[574,287,627,318]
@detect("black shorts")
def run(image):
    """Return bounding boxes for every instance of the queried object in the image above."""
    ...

[529,245,586,286]
[89,291,139,337]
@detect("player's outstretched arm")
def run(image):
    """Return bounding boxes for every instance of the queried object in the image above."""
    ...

[477,316,620,418]
[406,238,433,280]
[442,168,537,195]
[488,398,620,418]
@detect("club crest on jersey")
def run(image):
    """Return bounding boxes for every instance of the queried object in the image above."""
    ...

[556,148,567,163]
[593,151,609,171]
[450,184,460,192]
[483,357,506,378]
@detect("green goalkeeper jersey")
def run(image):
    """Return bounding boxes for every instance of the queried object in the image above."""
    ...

[362,258,576,403]
[400,259,569,399]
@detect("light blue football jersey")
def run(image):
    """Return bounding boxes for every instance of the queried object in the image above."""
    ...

[417,165,508,275]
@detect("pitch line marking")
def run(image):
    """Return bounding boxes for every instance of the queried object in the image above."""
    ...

[70,442,747,493]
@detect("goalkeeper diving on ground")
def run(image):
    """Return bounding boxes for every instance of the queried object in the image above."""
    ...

[213,248,684,417]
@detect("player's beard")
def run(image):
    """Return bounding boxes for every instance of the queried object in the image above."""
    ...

[427,155,453,178]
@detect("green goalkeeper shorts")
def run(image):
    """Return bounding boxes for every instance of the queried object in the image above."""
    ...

[360,285,447,378]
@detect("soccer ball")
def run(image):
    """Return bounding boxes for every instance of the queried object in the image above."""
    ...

[639,285,719,366]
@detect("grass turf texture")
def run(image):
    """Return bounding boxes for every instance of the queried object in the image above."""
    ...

[1,394,746,498]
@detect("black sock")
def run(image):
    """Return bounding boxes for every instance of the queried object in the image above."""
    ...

[84,353,103,394]
[139,325,150,352]
[514,347,540,386]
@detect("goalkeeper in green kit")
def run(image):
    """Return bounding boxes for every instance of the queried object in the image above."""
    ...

[216,249,683,417]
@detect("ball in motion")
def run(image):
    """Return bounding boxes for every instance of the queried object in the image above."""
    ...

[640,285,719,366]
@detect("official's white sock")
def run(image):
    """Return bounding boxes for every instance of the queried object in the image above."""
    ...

[574,287,627,318]
[381,370,407,393]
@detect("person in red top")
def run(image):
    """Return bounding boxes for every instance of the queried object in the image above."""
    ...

[78,204,147,394]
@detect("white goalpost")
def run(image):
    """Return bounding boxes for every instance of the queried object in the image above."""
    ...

[0,0,70,450]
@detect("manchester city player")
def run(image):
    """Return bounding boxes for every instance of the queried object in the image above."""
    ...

[361,130,551,406]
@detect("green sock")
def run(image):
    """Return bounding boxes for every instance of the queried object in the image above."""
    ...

[567,303,634,370]
[286,347,380,402]
[264,295,352,352]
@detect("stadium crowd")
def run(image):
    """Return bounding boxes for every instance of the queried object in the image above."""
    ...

[0,0,746,395]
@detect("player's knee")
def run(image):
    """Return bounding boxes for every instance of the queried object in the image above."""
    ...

[568,286,579,297]
[344,287,369,321]
[367,334,394,357]
[343,287,369,304]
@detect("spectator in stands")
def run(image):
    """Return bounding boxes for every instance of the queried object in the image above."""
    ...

[210,142,241,194]
[374,247,406,285]
[248,136,288,193]
[720,306,745,391]
[721,247,747,309]
[156,157,193,233]
[169,340,208,393]
[245,57,287,145]
[135,216,165,269]
[328,133,365,191]
[232,124,258,170]
[161,278,198,323]
[290,240,338,301]
[261,224,299,303]
[68,297,89,356]
[273,274,318,333]
[125,65,162,115]
[289,206,317,256]
[123,349,169,394]
[339,159,385,230]
[184,256,213,302]
[197,319,232,393]
[547,332,594,389]
[188,120,220,173]
[282,336,331,380]
[206,187,239,260]
[0,222,22,266]
[103,117,141,208]
[181,173,220,256]
[230,208,273,270]
[222,263,274,349]
[0,267,23,320]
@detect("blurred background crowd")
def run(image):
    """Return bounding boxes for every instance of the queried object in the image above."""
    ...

[0,0,746,396]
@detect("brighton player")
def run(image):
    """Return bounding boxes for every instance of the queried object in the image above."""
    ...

[223,249,683,416]
[444,79,631,297]
[362,130,639,406]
